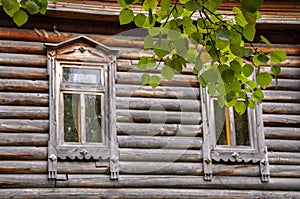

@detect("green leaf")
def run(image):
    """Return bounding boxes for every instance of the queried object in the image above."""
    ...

[242,48,252,57]
[144,34,153,50]
[153,40,170,59]
[118,0,129,8]
[141,73,150,85]
[234,101,247,115]
[253,88,264,103]
[257,72,272,89]
[230,43,242,56]
[270,50,286,64]
[13,10,28,27]
[260,35,272,46]
[2,0,19,17]
[25,1,40,14]
[242,10,258,25]
[39,0,48,15]
[204,0,222,12]
[161,65,174,81]
[149,75,161,88]
[232,7,247,27]
[242,64,254,77]
[271,65,281,76]
[134,13,146,27]
[215,28,232,42]
[182,17,197,36]
[243,24,256,41]
[257,54,269,64]
[185,0,197,11]
[143,0,158,11]
[230,60,241,75]
[241,0,263,13]
[119,8,134,25]
[137,56,156,70]
[172,5,183,18]
[222,69,235,83]
[190,31,203,44]
[161,0,171,11]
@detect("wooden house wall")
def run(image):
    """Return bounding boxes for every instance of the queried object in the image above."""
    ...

[0,5,299,199]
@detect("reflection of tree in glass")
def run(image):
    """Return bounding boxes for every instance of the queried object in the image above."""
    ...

[213,101,227,145]
[63,67,71,82]
[85,95,101,143]
[64,94,79,142]
[234,110,250,146]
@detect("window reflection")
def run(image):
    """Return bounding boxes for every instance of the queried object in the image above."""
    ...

[85,95,102,143]
[64,94,80,142]
[63,67,101,84]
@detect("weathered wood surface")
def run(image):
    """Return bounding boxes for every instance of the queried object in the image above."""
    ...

[0,174,54,188]
[118,136,202,149]
[0,79,48,92]
[0,119,48,133]
[0,133,48,146]
[116,84,200,99]
[263,90,300,102]
[120,148,202,162]
[58,161,108,174]
[117,123,202,137]
[267,79,300,90]
[0,92,48,106]
[117,110,201,124]
[0,66,47,80]
[268,152,300,165]
[264,127,300,139]
[0,147,47,160]
[261,66,300,79]
[117,72,199,87]
[0,188,299,199]
[262,102,300,114]
[117,97,201,112]
[51,175,300,190]
[0,40,45,54]
[266,139,300,152]
[0,53,46,67]
[0,106,48,119]
[0,161,47,174]
[263,114,300,127]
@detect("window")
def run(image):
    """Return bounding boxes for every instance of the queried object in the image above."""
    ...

[200,83,270,182]
[46,36,119,180]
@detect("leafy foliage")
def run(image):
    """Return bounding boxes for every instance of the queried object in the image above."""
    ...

[0,0,57,26]
[118,0,287,114]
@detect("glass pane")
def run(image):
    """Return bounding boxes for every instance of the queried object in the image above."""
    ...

[64,94,80,142]
[213,100,228,145]
[63,67,101,84]
[85,95,102,143]
[234,109,250,146]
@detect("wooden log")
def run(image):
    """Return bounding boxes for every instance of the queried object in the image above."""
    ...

[0,79,48,92]
[0,119,49,133]
[266,139,300,152]
[54,174,300,190]
[117,72,199,87]
[58,161,108,174]
[0,133,48,146]
[261,66,300,79]
[264,127,300,139]
[120,161,202,175]
[0,147,47,160]
[116,109,201,125]
[0,92,48,106]
[0,53,46,67]
[269,165,300,177]
[263,114,300,127]
[0,66,47,80]
[0,106,48,119]
[268,152,300,165]
[262,102,300,114]
[0,174,54,188]
[117,123,202,137]
[0,188,300,199]
[120,148,202,162]
[116,84,200,99]
[0,40,45,55]
[263,90,300,103]
[117,97,200,112]
[0,161,47,174]
[267,79,300,91]
[118,136,202,149]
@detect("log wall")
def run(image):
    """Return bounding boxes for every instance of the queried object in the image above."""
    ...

[0,5,299,198]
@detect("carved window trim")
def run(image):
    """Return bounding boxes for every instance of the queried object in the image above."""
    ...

[46,36,119,180]
[200,78,269,183]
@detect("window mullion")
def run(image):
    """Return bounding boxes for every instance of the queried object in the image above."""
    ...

[228,107,236,147]
[80,94,86,144]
